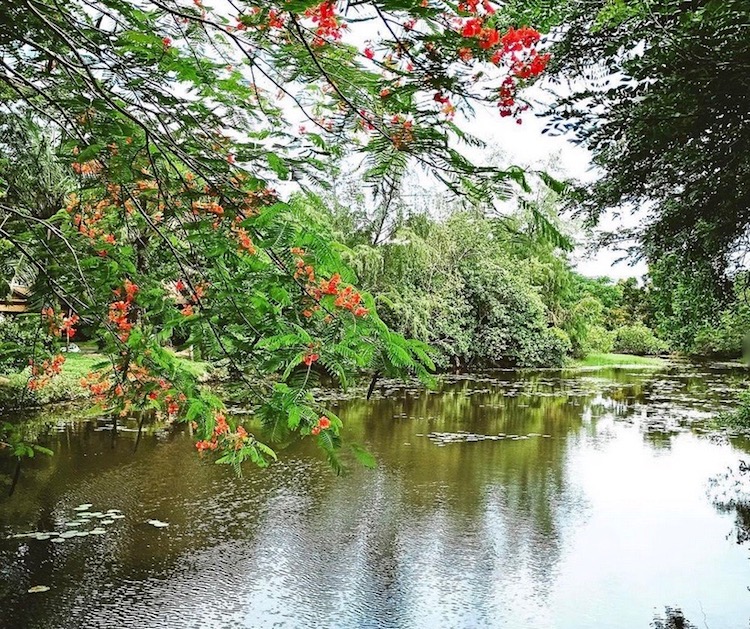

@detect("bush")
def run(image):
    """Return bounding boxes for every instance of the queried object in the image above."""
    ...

[549,327,573,356]
[532,328,571,368]
[0,369,89,408]
[581,325,614,355]
[691,306,750,358]
[613,324,668,355]
[717,389,750,430]
[0,315,50,374]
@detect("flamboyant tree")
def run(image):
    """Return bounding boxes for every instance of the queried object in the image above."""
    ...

[0,0,550,470]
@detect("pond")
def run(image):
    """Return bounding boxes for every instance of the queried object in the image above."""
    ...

[2,364,750,628]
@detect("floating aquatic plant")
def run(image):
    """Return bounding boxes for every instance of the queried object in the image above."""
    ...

[5,504,126,542]
[147,519,169,528]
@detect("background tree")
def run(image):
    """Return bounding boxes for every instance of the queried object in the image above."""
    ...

[497,0,750,355]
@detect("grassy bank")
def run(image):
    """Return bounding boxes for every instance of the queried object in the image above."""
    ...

[569,353,668,369]
[0,352,211,409]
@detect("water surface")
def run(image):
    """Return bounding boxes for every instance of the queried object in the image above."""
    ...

[2,365,750,628]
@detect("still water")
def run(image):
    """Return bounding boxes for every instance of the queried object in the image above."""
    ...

[2,365,750,628]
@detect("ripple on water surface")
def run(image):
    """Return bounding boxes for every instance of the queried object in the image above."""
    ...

[2,365,750,628]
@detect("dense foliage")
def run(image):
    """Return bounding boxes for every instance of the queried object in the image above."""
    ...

[503,0,750,272]
[307,184,664,367]
[497,0,750,420]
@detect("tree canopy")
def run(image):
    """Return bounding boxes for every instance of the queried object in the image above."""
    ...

[505,0,750,275]
[0,0,554,469]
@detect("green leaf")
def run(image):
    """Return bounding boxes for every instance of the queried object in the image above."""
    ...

[350,443,376,469]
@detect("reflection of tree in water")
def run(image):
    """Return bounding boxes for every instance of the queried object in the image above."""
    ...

[730,502,750,545]
[330,369,657,607]
[708,461,750,547]
[650,607,697,629]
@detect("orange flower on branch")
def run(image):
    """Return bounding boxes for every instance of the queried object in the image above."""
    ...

[303,352,319,367]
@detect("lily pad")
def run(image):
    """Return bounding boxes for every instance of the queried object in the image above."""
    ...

[147,519,169,528]
[28,586,50,593]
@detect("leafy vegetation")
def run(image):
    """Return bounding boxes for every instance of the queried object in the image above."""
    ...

[0,0,558,471]
[301,184,668,369]
[491,0,750,424]
[2,0,747,461]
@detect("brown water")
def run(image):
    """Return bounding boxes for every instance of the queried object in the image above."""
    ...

[2,365,750,628]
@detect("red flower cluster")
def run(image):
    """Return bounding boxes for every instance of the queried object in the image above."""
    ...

[236,7,286,32]
[433,91,456,119]
[267,9,285,29]
[234,226,256,254]
[291,249,369,319]
[304,2,343,45]
[334,286,368,317]
[69,194,118,247]
[511,52,550,79]
[462,17,482,38]
[311,415,331,435]
[196,412,249,452]
[192,200,225,231]
[109,279,138,342]
[390,116,414,149]
[71,160,103,177]
[498,76,516,117]
[82,365,182,418]
[320,272,341,295]
[303,352,320,367]
[458,0,495,14]
[501,26,541,51]
[28,354,65,390]
[172,278,207,314]
[294,258,316,283]
[454,13,549,120]
[479,27,500,49]
[42,307,79,339]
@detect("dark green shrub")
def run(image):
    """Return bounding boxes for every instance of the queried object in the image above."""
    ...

[613,324,668,355]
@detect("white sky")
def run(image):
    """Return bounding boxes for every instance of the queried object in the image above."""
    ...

[463,84,647,281]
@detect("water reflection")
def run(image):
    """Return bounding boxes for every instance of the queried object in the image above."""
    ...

[1,366,750,628]
[650,607,697,629]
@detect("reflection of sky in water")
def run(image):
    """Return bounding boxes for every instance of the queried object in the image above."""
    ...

[1,366,750,628]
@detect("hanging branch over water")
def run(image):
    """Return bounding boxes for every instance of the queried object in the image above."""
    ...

[0,0,552,471]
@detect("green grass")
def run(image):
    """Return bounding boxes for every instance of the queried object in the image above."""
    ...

[569,352,667,369]
[58,352,108,374]
[50,351,210,378]
[0,351,211,408]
